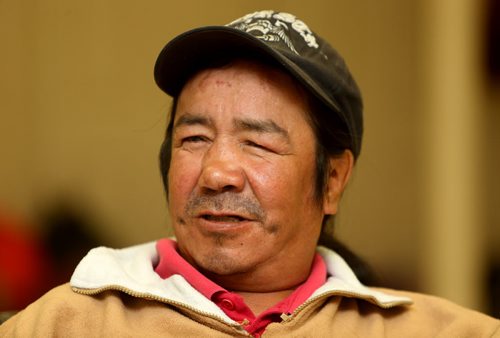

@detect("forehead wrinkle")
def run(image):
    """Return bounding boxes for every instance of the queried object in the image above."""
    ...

[174,112,213,130]
[233,117,290,141]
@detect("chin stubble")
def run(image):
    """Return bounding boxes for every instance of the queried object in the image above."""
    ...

[176,192,278,274]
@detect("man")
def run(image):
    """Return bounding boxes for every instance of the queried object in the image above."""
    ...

[1,10,499,337]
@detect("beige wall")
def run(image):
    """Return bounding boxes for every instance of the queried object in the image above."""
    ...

[1,0,498,313]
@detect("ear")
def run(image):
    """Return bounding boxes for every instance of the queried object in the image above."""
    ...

[323,150,355,215]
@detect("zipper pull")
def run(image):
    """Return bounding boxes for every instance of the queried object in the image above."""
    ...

[280,313,292,321]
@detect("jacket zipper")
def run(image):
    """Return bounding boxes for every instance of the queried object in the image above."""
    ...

[280,290,411,322]
[72,285,250,336]
[72,286,410,333]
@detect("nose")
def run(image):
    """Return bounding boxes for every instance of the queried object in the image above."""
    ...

[198,143,245,193]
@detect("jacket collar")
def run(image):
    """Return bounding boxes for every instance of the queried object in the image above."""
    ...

[315,246,412,308]
[70,241,412,322]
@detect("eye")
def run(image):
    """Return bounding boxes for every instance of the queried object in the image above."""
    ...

[244,140,273,153]
[182,135,207,144]
[177,135,210,151]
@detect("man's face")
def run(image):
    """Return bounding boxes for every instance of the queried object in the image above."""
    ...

[168,60,325,286]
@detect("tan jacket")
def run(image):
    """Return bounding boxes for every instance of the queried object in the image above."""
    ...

[1,242,499,337]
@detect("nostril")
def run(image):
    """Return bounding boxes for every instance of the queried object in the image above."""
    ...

[221,184,237,193]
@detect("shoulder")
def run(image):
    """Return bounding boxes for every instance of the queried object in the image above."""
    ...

[0,283,137,336]
[0,283,241,337]
[365,287,500,337]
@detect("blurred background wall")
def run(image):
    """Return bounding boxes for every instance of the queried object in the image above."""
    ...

[0,0,498,316]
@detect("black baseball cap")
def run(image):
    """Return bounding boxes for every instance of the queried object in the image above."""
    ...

[154,10,363,158]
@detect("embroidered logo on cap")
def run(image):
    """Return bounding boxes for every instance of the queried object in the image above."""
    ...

[226,10,319,55]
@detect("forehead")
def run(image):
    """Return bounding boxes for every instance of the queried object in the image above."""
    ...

[175,59,313,127]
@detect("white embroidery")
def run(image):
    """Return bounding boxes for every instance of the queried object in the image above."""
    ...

[273,12,296,23]
[227,10,319,54]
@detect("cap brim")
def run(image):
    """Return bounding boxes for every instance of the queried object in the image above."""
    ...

[154,26,342,114]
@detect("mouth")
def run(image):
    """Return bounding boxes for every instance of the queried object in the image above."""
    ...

[191,208,263,234]
[201,214,247,223]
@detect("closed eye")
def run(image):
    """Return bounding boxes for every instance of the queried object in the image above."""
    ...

[182,135,207,144]
[178,135,210,151]
[244,140,272,152]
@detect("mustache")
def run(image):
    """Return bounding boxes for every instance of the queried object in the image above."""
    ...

[184,192,266,221]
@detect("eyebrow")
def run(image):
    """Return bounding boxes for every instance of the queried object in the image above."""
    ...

[173,113,212,129]
[234,118,289,141]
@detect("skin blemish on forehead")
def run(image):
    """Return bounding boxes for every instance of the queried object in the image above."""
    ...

[216,79,232,87]
[195,70,216,91]
[195,68,235,91]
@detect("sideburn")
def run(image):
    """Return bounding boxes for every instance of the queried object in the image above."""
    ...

[159,97,178,202]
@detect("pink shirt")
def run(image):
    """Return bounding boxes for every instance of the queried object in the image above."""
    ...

[155,238,327,337]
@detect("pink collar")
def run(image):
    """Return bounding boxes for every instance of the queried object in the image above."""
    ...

[155,238,327,336]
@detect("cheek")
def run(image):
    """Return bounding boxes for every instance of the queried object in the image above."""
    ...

[168,153,201,213]
[250,158,316,212]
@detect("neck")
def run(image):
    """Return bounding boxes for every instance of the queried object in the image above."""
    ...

[201,252,315,315]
